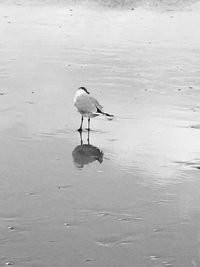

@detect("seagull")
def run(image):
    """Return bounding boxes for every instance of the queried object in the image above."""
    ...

[74,87,113,131]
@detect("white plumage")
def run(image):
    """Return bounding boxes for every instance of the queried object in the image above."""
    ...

[74,87,113,131]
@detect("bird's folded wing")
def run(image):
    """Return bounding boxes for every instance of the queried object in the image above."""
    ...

[75,94,101,114]
[89,96,103,111]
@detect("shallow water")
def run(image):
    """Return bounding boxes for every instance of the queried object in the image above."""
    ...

[1,3,200,267]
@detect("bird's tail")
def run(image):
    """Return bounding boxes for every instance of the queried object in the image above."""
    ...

[96,107,114,117]
[101,112,114,117]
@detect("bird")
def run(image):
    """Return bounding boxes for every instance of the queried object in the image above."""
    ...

[74,87,114,131]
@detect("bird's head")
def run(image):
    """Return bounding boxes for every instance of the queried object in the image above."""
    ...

[78,87,90,94]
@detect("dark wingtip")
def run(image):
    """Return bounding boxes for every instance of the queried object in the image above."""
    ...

[105,113,114,117]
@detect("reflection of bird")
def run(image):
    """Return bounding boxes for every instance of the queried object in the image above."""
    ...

[72,130,104,169]
[74,87,114,131]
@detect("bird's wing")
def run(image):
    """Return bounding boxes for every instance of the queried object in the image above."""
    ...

[89,96,103,111]
[74,94,98,114]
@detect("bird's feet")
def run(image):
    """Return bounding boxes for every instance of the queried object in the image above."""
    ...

[77,128,83,132]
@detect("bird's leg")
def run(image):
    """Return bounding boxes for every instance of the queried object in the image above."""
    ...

[87,128,90,144]
[79,130,83,145]
[88,117,91,131]
[78,116,83,132]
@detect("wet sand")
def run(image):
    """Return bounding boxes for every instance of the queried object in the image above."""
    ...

[1,1,200,266]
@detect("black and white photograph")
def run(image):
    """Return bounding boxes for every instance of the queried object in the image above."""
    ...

[0,0,200,266]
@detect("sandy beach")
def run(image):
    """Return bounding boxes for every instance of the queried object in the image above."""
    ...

[0,0,200,266]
